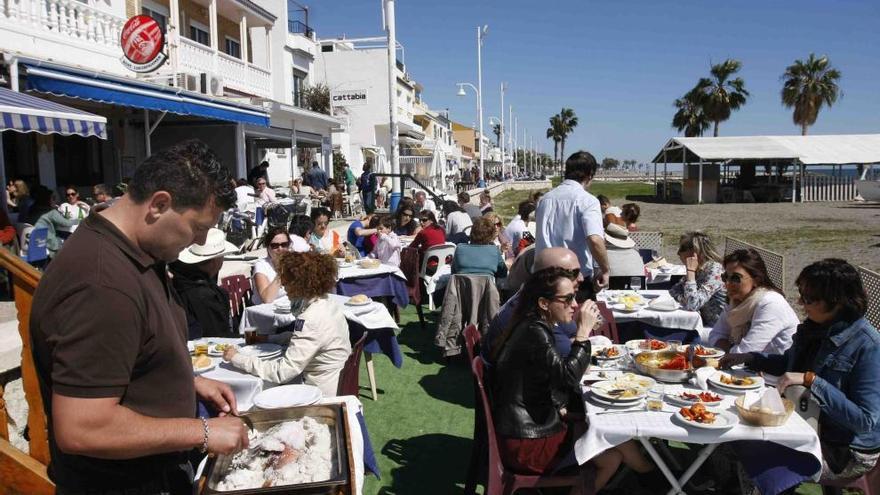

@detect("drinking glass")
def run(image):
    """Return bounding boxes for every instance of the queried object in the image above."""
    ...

[194,342,208,356]
[646,385,665,411]
[667,340,682,352]
[629,277,643,291]
[244,327,258,345]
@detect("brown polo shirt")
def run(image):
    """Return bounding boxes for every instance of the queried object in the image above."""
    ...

[30,212,196,490]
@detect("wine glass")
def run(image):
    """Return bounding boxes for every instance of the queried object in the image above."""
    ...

[629,276,643,291]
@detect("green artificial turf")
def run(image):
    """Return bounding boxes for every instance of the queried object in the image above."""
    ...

[492,182,654,223]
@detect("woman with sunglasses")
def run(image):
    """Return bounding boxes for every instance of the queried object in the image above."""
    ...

[669,232,727,326]
[708,249,798,354]
[58,185,90,220]
[721,259,880,484]
[252,226,291,304]
[451,216,508,278]
[491,267,656,491]
[393,204,421,237]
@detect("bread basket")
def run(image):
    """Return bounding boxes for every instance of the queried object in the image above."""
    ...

[735,396,795,426]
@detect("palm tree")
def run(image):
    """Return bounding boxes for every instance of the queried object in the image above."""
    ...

[701,59,749,136]
[781,53,841,135]
[672,80,712,137]
[491,123,502,146]
[557,108,579,167]
[546,115,562,172]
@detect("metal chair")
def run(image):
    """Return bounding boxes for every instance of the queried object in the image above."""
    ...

[463,324,485,495]
[337,330,367,397]
[724,237,785,291]
[470,357,593,495]
[858,265,880,329]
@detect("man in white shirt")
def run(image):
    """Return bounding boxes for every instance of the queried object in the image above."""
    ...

[414,190,437,218]
[535,151,609,300]
[441,200,473,242]
[503,200,535,257]
[254,177,276,206]
[234,179,255,211]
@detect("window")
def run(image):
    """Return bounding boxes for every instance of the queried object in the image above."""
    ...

[224,37,241,58]
[292,70,306,107]
[141,6,167,33]
[189,22,210,46]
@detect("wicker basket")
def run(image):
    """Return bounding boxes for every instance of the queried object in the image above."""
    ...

[735,396,795,426]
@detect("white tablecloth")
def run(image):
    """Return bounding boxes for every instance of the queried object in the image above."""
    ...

[574,380,822,480]
[599,290,703,331]
[646,264,687,284]
[239,294,399,334]
[337,262,406,281]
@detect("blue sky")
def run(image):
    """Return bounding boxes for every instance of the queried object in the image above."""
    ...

[307,0,880,163]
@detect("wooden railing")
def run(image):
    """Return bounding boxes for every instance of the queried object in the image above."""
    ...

[0,249,53,494]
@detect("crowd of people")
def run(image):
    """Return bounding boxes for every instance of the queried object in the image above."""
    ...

[19,140,879,495]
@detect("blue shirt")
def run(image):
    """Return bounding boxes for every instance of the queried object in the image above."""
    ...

[481,290,577,363]
[535,179,604,278]
[347,220,366,256]
[308,166,328,190]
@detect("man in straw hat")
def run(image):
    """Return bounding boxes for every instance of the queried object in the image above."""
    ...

[170,228,240,340]
[604,223,645,281]
[30,140,248,494]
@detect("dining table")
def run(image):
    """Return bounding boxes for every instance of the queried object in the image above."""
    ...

[576,356,822,495]
[599,289,705,344]
[646,263,687,286]
[335,261,410,308]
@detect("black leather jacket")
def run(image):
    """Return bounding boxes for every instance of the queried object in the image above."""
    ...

[492,318,591,439]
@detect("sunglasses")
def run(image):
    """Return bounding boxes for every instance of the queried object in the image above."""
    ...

[269,241,290,249]
[550,293,577,305]
[721,272,750,284]
[66,192,77,197]
[401,212,413,217]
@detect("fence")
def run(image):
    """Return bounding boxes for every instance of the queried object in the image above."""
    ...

[801,174,857,202]
[859,266,880,330]
[724,237,786,291]
[630,231,663,252]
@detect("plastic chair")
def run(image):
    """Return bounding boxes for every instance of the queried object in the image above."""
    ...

[594,302,620,344]
[337,331,367,397]
[820,461,880,495]
[22,227,48,267]
[15,223,33,256]
[253,206,265,238]
[419,242,456,311]
[470,357,592,495]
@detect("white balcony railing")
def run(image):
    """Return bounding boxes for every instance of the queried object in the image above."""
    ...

[0,0,125,49]
[179,37,271,99]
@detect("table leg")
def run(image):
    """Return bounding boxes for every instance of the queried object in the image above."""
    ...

[668,443,717,495]
[639,437,685,494]
[365,352,378,401]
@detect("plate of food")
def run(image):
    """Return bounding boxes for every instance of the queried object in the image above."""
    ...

[708,371,764,391]
[192,355,217,374]
[358,259,381,269]
[612,302,645,313]
[208,342,235,357]
[674,404,738,430]
[688,345,725,359]
[625,339,669,353]
[588,392,645,408]
[665,390,724,407]
[590,376,653,402]
[345,294,372,306]
[593,345,625,360]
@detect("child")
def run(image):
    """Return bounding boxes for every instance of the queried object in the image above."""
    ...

[371,216,401,267]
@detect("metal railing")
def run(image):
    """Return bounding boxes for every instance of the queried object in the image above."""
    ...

[288,20,313,38]
[373,173,447,207]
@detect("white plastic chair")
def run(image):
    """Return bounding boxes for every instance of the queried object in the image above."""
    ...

[420,242,457,311]
[15,223,34,257]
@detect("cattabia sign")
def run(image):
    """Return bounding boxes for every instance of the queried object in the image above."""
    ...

[119,15,167,73]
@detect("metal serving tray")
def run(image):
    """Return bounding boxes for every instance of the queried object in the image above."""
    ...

[633,350,694,383]
[202,403,351,495]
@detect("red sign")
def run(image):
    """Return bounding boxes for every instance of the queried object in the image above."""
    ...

[120,15,167,73]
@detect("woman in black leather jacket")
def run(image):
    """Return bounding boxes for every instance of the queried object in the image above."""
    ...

[491,267,655,491]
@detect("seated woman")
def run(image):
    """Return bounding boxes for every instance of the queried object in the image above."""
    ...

[252,227,291,304]
[491,267,656,491]
[451,216,507,278]
[708,248,798,354]
[288,214,313,253]
[225,252,352,397]
[620,203,640,231]
[309,207,342,255]
[393,203,421,237]
[669,232,727,326]
[409,211,445,254]
[27,186,77,258]
[604,223,644,281]
[170,228,237,340]
[722,259,880,482]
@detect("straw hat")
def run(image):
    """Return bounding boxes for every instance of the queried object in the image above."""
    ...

[177,228,238,264]
[604,223,635,249]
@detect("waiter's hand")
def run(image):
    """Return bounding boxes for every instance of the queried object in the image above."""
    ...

[593,271,609,292]
[194,376,238,417]
[206,416,250,455]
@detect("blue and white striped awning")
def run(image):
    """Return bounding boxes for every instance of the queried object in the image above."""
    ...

[0,86,107,139]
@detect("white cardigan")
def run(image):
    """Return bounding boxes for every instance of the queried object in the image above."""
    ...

[231,297,351,397]
[708,290,799,355]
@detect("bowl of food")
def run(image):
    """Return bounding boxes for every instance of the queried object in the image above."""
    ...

[735,396,794,427]
[358,259,381,269]
[633,350,694,383]
[346,294,371,306]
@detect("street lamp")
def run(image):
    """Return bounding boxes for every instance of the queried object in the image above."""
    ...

[456,81,482,184]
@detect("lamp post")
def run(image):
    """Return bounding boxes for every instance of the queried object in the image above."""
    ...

[500,82,506,179]
[383,0,401,210]
[456,81,481,184]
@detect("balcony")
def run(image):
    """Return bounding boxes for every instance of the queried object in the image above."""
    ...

[177,37,271,99]
[288,20,313,38]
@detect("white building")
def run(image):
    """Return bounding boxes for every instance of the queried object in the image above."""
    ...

[0,0,340,193]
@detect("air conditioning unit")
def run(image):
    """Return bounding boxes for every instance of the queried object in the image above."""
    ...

[200,72,224,96]
[175,73,199,92]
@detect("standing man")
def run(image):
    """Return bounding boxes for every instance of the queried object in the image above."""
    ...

[457,191,482,221]
[343,162,356,195]
[359,162,376,214]
[30,140,249,494]
[535,151,609,300]
[308,161,329,191]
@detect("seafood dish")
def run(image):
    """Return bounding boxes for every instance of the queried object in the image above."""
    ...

[679,391,722,404]
[679,403,716,424]
[719,374,755,386]
[594,346,621,359]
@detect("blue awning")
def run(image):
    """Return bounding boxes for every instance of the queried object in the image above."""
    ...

[0,86,107,139]
[24,65,270,127]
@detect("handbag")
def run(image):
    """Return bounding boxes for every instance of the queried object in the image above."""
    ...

[784,384,821,434]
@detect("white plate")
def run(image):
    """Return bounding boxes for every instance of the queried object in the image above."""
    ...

[337,262,353,269]
[591,379,649,402]
[345,297,373,306]
[192,357,217,374]
[708,372,764,390]
[588,391,645,409]
[207,343,235,357]
[688,345,725,359]
[593,345,626,360]
[612,303,646,313]
[645,302,679,312]
[625,339,670,352]
[238,343,284,359]
[253,384,323,409]
[664,392,725,408]
[673,410,739,430]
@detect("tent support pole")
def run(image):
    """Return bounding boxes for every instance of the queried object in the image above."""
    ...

[698,160,703,204]
[663,150,668,201]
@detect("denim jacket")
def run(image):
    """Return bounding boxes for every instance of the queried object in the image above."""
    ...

[751,318,880,450]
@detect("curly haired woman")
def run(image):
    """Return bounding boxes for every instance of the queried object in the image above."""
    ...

[225,251,351,396]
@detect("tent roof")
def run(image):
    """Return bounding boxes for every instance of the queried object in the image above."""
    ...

[652,134,880,165]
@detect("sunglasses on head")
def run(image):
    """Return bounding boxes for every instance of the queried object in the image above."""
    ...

[269,241,290,249]
[721,272,749,284]
[551,293,577,305]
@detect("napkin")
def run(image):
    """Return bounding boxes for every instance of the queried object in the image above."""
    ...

[742,389,786,413]
[690,367,717,391]
[589,335,613,348]
[645,258,667,270]
[648,296,678,311]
